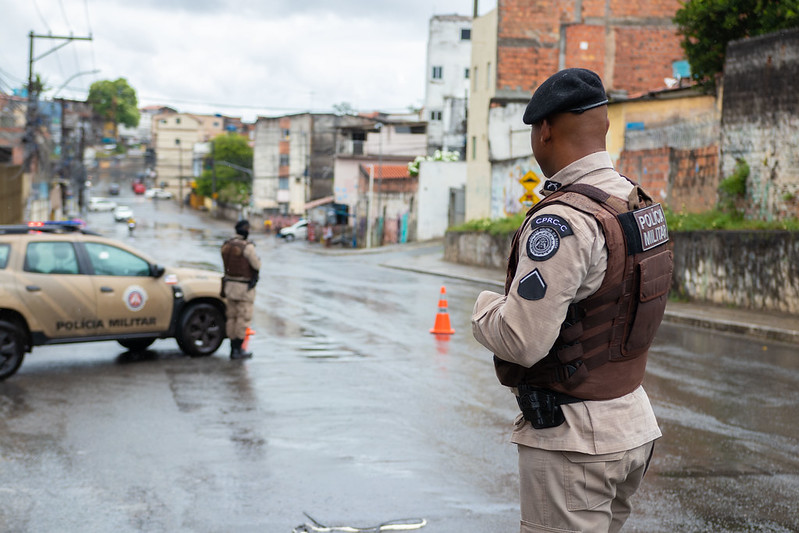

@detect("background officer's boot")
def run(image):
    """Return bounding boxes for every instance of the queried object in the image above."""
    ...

[230,339,252,360]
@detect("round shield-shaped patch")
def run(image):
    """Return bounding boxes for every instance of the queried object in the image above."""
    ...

[526,226,560,261]
[123,285,148,312]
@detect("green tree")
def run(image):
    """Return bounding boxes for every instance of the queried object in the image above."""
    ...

[87,78,140,128]
[674,0,799,89]
[196,133,254,206]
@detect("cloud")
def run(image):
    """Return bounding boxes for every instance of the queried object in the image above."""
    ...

[2,0,496,121]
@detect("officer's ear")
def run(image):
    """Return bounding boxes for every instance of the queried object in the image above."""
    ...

[539,118,553,145]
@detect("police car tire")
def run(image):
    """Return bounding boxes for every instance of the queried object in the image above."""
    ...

[0,320,25,381]
[176,302,225,357]
[285,234,295,242]
[118,337,156,352]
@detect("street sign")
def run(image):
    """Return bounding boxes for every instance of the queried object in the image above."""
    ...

[519,170,541,207]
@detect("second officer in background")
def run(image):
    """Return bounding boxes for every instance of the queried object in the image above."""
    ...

[221,219,261,360]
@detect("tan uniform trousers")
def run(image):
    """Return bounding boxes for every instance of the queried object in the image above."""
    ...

[518,440,654,533]
[226,298,254,340]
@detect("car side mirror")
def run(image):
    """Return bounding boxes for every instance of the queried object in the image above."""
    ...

[151,264,165,278]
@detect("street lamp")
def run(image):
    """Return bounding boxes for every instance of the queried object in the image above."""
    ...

[175,138,183,210]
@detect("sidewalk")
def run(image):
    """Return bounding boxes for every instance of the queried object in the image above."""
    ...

[374,240,799,345]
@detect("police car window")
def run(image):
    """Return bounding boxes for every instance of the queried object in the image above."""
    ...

[24,242,79,274]
[0,244,9,269]
[84,243,150,277]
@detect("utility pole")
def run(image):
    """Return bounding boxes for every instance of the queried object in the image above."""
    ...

[24,31,93,172]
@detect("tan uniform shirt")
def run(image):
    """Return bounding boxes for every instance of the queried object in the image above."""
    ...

[224,236,262,303]
[472,152,661,455]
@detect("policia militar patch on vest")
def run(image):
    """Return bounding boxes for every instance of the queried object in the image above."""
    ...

[617,203,668,254]
[525,214,574,261]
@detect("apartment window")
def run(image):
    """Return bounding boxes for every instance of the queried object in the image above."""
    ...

[432,66,443,79]
[176,118,181,125]
[486,62,491,89]
[278,177,289,190]
[461,28,471,40]
[473,66,478,91]
[430,110,442,121]
[282,128,290,139]
[471,136,477,160]
[464,68,470,79]
[279,154,289,167]
[160,119,167,124]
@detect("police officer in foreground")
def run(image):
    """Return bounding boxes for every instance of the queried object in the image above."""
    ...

[221,219,261,360]
[472,68,673,532]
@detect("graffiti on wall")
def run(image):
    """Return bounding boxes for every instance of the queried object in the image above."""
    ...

[491,159,543,218]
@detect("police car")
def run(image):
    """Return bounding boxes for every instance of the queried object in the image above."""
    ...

[0,221,227,380]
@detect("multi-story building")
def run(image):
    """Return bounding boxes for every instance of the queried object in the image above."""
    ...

[466,0,686,220]
[152,112,201,198]
[424,14,472,158]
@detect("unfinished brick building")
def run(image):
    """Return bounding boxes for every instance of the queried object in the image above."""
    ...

[495,0,685,99]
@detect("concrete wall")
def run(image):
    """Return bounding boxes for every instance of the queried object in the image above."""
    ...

[445,230,799,314]
[417,160,467,240]
[721,28,799,221]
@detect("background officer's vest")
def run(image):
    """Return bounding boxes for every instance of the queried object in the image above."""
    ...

[221,238,256,280]
[496,183,673,401]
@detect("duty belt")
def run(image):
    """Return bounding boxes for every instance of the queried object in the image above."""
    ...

[516,384,583,429]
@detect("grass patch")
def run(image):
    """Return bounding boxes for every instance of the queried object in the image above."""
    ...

[665,208,799,231]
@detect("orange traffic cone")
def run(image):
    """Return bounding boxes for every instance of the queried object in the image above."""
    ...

[242,327,255,350]
[430,286,455,335]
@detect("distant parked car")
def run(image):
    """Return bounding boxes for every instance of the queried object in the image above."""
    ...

[278,219,308,242]
[133,182,146,195]
[108,183,120,196]
[113,205,134,222]
[88,197,117,212]
[144,188,173,200]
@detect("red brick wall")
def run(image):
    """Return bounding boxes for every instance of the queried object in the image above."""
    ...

[612,27,684,94]
[564,25,606,77]
[498,47,558,93]
[609,0,681,18]
[617,145,720,213]
[669,146,719,213]
[496,0,684,96]
[617,147,670,202]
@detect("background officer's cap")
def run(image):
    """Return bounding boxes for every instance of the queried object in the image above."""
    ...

[235,219,250,233]
[523,68,608,125]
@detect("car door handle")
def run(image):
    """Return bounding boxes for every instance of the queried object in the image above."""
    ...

[26,285,41,292]
[100,286,114,293]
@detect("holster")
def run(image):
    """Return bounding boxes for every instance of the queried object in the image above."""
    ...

[516,384,583,429]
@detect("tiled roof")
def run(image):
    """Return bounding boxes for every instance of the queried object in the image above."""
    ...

[359,163,410,179]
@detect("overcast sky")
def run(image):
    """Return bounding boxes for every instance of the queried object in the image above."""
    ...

[0,0,497,122]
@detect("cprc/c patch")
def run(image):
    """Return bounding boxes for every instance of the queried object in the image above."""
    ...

[526,213,573,261]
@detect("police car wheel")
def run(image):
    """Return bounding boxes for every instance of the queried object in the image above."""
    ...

[176,302,225,357]
[0,320,25,381]
[118,338,156,352]
[285,234,295,242]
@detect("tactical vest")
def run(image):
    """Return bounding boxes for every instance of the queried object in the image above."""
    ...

[221,238,256,280]
[495,183,673,401]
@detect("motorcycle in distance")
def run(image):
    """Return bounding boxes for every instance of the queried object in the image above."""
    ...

[127,217,136,236]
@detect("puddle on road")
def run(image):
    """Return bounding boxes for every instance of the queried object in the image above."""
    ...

[288,330,367,361]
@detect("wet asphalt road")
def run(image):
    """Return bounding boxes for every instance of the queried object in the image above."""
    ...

[1,192,798,532]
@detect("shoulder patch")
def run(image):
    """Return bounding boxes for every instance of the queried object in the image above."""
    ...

[530,213,574,236]
[517,269,547,300]
[526,226,560,261]
[618,203,669,254]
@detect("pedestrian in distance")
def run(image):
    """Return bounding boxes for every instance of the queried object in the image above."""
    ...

[221,219,261,360]
[472,68,673,533]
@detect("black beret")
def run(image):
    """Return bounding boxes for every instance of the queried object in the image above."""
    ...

[235,219,250,233]
[522,68,608,125]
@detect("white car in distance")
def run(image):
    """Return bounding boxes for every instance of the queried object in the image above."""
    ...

[88,197,117,212]
[144,188,174,200]
[113,205,134,222]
